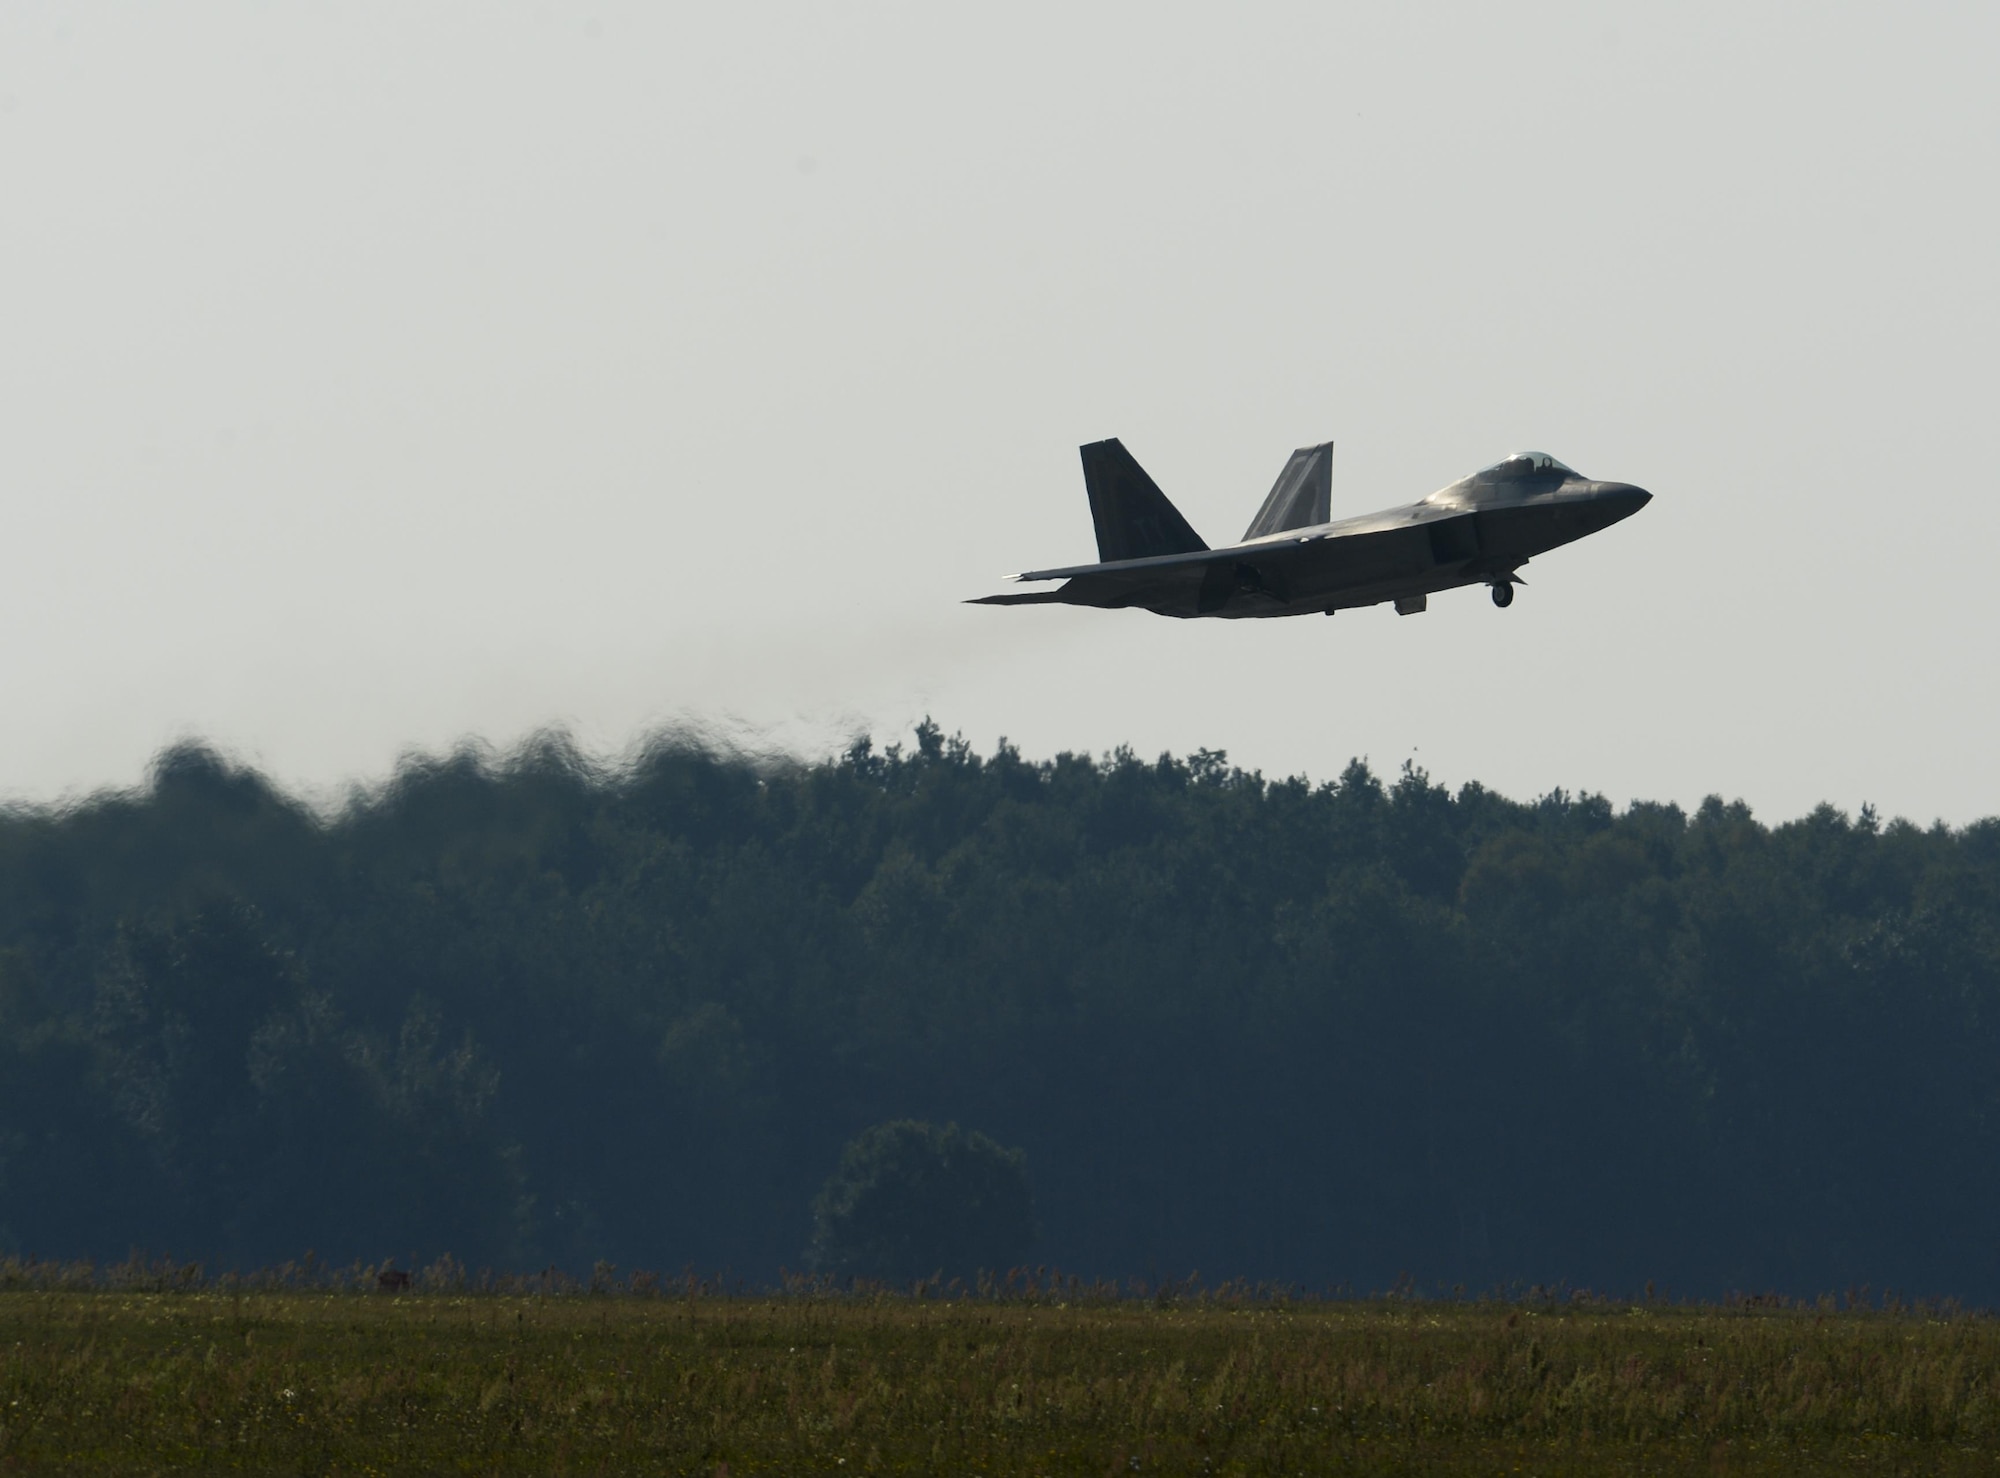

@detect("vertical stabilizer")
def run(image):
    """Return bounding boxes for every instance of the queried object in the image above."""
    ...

[1079,439,1208,563]
[1242,442,1333,540]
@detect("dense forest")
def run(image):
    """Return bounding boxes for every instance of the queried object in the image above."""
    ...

[2,723,1997,1300]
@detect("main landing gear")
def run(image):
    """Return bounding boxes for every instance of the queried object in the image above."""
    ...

[1490,581,1515,609]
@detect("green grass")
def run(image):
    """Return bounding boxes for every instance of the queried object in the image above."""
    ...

[6,1287,2000,1474]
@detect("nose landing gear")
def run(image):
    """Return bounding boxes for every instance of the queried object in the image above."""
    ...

[1490,581,1515,608]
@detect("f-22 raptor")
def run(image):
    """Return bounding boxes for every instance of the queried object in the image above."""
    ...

[972,440,1650,618]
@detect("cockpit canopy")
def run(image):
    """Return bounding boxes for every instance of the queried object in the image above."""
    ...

[1476,451,1578,482]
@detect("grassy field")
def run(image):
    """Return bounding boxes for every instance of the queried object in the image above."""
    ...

[5,1283,2000,1474]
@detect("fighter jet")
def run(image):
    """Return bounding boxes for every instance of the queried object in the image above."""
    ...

[971,440,1650,618]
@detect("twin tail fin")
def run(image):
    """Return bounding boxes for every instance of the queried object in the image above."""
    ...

[1076,436,1333,565]
[1242,442,1332,540]
[1079,439,1208,563]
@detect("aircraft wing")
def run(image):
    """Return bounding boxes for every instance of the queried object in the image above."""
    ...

[1010,546,1251,586]
[964,551,1224,609]
[969,511,1477,616]
[967,537,1319,613]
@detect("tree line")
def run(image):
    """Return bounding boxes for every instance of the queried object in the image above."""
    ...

[1,722,1996,1298]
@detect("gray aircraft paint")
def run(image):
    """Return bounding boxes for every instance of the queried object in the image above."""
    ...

[972,442,1650,619]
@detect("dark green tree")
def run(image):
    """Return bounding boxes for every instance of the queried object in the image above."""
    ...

[807,1120,1035,1284]
[4,728,2000,1297]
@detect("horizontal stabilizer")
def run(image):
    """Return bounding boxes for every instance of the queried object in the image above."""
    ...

[1080,439,1208,563]
[965,587,1072,606]
[1242,442,1332,541]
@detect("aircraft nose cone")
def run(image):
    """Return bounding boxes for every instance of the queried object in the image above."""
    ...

[1595,482,1652,522]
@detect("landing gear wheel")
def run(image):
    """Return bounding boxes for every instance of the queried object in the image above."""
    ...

[1491,582,1515,608]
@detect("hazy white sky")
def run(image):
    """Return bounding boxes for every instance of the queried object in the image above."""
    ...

[2,2,1995,822]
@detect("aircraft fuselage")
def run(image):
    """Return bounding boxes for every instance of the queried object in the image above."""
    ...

[973,445,1650,618]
